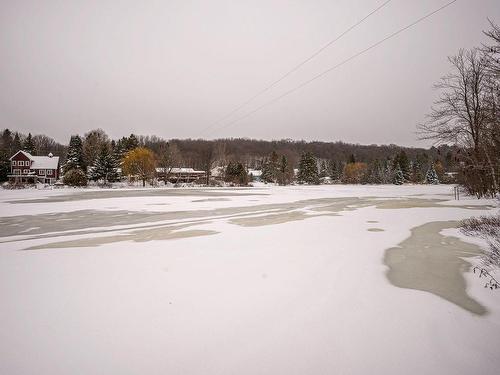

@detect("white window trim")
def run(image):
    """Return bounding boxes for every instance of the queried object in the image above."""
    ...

[12,160,16,166]
[47,169,53,176]
[23,169,29,174]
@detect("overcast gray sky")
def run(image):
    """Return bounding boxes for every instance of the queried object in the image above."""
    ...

[1,0,499,146]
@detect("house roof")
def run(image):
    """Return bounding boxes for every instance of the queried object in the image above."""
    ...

[10,150,59,169]
[31,156,60,170]
[248,169,262,177]
[156,167,204,174]
[9,150,34,160]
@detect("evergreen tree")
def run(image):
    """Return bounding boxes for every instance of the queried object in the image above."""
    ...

[394,150,410,181]
[380,159,393,184]
[410,160,424,183]
[319,160,328,178]
[261,151,279,183]
[298,152,319,184]
[277,155,293,185]
[127,134,139,151]
[348,154,356,164]
[364,159,383,184]
[328,160,342,182]
[393,163,404,185]
[1,129,13,155]
[224,161,248,185]
[425,163,439,184]
[90,145,119,183]
[12,132,22,151]
[63,168,87,186]
[0,149,10,182]
[64,135,86,173]
[23,133,36,154]
[113,138,127,165]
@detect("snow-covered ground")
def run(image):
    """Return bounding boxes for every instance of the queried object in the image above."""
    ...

[0,185,499,375]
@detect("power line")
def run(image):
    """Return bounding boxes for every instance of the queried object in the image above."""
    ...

[208,0,458,137]
[198,0,393,136]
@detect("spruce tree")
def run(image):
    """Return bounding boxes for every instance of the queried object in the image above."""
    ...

[425,163,439,184]
[127,134,139,151]
[393,163,404,185]
[12,132,22,151]
[319,160,328,178]
[365,159,382,184]
[1,129,13,155]
[410,160,424,183]
[64,135,86,173]
[298,152,319,184]
[0,149,10,182]
[277,155,293,185]
[394,151,410,182]
[224,161,248,185]
[23,133,36,154]
[328,160,341,182]
[261,151,279,183]
[91,145,119,183]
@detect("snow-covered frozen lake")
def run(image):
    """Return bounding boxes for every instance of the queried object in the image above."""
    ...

[1,185,499,375]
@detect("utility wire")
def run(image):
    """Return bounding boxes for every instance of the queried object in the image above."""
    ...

[199,0,393,136]
[208,0,458,137]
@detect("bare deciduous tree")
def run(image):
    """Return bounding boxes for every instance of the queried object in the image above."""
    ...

[157,142,181,182]
[418,46,499,197]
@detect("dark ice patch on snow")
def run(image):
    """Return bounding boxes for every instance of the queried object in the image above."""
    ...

[384,221,487,316]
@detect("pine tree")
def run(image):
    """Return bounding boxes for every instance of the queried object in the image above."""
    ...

[112,139,126,166]
[12,132,22,152]
[328,160,342,182]
[298,152,319,184]
[127,134,139,151]
[425,163,439,184]
[261,151,279,183]
[225,161,248,185]
[90,145,119,183]
[1,129,13,155]
[348,154,356,164]
[364,159,382,184]
[277,155,293,185]
[394,151,410,182]
[64,135,86,173]
[23,133,36,154]
[410,160,424,183]
[381,159,393,184]
[393,163,404,185]
[0,149,10,182]
[319,160,328,178]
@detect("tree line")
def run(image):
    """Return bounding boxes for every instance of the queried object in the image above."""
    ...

[1,127,454,187]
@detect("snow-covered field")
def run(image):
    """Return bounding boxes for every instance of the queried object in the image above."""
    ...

[0,185,499,375]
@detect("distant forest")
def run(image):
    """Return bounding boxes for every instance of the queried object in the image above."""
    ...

[0,127,458,184]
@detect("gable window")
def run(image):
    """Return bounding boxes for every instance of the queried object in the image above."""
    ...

[12,160,16,166]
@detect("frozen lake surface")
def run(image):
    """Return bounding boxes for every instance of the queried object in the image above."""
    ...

[0,185,499,375]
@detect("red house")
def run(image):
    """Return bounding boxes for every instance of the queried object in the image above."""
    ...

[8,150,60,185]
